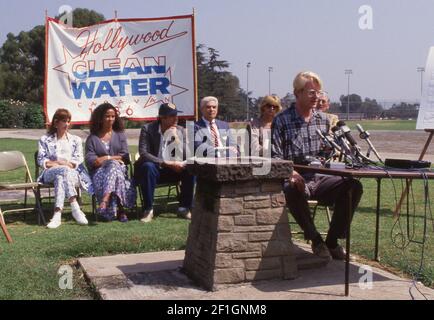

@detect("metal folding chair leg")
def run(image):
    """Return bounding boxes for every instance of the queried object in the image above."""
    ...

[325,206,332,225]
[33,188,46,225]
[92,195,98,221]
[0,207,13,243]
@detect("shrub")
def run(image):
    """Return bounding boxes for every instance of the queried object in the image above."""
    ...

[24,103,45,128]
[0,99,26,128]
[0,100,45,128]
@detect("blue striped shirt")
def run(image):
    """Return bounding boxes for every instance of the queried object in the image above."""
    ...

[271,104,330,161]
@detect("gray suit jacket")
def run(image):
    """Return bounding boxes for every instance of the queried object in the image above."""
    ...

[137,121,186,165]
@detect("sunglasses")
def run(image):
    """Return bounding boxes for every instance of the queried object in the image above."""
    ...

[265,104,279,110]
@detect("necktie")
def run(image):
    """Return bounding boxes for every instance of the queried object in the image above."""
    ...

[209,121,219,147]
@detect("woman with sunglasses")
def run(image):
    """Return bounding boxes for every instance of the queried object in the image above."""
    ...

[247,95,282,157]
[37,108,93,229]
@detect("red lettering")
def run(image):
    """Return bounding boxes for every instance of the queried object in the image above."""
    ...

[75,20,187,58]
[152,30,160,42]
[160,21,174,39]
[103,28,114,51]
[143,32,152,43]
[110,27,123,49]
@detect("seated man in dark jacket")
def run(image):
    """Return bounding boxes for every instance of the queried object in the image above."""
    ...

[135,103,195,223]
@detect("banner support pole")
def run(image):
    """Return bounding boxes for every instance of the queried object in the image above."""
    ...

[192,8,198,122]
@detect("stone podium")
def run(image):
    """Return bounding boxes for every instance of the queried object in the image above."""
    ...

[183,157,297,291]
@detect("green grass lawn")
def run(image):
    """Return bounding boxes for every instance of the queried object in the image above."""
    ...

[1,138,434,299]
[232,119,417,131]
[346,120,417,131]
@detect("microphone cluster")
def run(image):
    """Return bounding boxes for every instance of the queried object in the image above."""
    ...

[316,121,383,167]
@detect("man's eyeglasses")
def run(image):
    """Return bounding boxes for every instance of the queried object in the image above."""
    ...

[305,89,328,98]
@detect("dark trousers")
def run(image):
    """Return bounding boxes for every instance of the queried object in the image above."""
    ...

[284,174,363,242]
[137,162,195,210]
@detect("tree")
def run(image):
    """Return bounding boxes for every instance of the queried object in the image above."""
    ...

[360,98,383,119]
[385,103,419,119]
[339,94,363,113]
[0,26,45,102]
[196,44,245,121]
[63,8,105,28]
[0,8,105,103]
[280,93,296,110]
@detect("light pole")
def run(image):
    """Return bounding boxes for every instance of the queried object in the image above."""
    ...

[417,67,425,96]
[344,69,353,120]
[268,66,273,95]
[246,62,251,121]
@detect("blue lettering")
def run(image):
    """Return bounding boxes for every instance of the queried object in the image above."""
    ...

[94,81,116,98]
[122,67,145,76]
[71,81,95,99]
[150,77,170,94]
[131,79,148,96]
[70,77,169,99]
[112,79,130,97]
[73,71,88,80]
[89,69,121,78]
[143,65,166,74]
[83,65,167,79]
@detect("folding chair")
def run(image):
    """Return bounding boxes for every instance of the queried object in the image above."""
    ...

[0,206,13,243]
[289,200,332,237]
[0,151,46,226]
[33,151,53,206]
[33,151,82,206]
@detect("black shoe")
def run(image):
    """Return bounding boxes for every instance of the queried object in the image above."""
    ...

[311,242,332,261]
[328,245,346,260]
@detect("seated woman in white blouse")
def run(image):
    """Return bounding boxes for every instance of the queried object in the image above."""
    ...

[37,109,93,229]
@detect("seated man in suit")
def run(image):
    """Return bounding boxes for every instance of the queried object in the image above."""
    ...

[135,103,195,223]
[194,96,239,158]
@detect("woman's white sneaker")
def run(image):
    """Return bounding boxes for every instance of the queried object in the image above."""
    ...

[72,209,88,225]
[47,212,61,229]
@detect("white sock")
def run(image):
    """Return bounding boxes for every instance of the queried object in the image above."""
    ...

[70,200,80,213]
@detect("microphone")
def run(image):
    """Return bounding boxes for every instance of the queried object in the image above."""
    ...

[316,128,333,149]
[336,120,358,147]
[355,123,383,163]
[316,128,342,153]
[356,124,370,140]
[331,125,353,160]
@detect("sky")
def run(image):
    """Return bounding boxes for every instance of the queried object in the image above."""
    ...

[1,0,433,103]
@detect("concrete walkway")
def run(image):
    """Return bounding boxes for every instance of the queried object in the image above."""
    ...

[78,242,434,300]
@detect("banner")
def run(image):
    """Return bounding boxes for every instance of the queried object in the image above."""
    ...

[417,47,434,129]
[45,15,197,124]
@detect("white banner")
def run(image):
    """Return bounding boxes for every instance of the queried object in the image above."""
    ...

[417,47,434,130]
[45,15,196,124]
